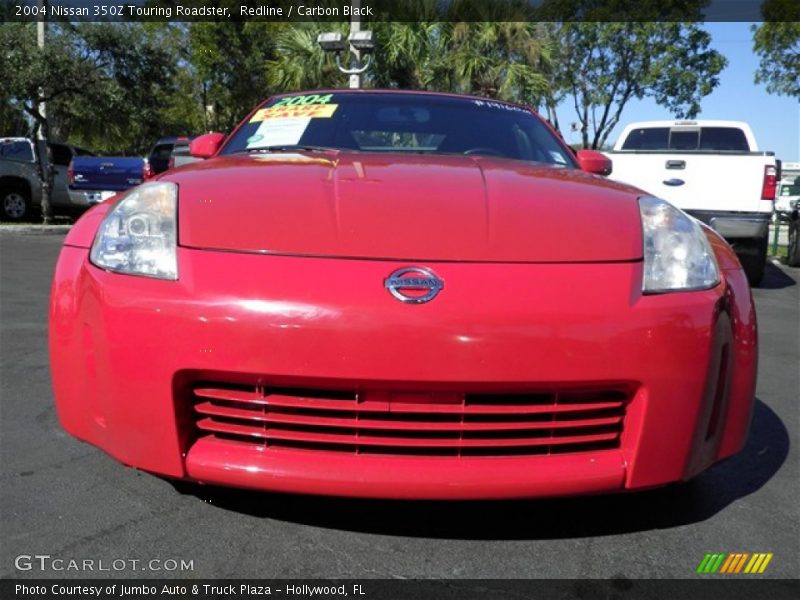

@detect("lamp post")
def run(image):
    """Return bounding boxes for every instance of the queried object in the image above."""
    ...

[36,0,46,133]
[36,0,53,224]
[316,1,375,89]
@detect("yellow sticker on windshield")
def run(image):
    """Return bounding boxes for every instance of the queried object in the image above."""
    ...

[250,104,338,122]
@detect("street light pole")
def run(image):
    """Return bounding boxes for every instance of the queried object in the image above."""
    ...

[36,0,46,135]
[349,0,361,89]
[317,3,374,88]
[36,0,53,223]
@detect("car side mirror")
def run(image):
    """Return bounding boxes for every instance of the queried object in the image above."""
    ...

[576,149,612,176]
[189,133,225,159]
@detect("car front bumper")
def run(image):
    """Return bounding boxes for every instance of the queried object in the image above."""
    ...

[50,245,757,499]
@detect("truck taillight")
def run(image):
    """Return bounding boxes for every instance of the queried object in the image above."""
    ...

[143,159,154,181]
[67,161,74,186]
[168,157,175,170]
[761,165,777,200]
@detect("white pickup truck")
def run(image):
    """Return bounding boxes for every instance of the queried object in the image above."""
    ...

[605,120,778,285]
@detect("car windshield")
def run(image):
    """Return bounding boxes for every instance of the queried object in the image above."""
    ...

[221,92,576,167]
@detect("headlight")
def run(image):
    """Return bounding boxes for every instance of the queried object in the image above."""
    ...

[639,196,719,293]
[90,182,178,280]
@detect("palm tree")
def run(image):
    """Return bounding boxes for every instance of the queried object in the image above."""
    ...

[262,11,554,112]
[370,22,442,90]
[438,21,553,106]
[266,23,350,92]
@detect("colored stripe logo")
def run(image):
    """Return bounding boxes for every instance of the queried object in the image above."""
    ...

[697,553,773,574]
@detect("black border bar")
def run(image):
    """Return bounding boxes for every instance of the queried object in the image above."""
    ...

[4,579,800,600]
[3,0,799,23]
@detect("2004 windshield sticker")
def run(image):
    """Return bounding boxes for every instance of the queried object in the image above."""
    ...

[246,95,337,148]
[249,94,338,122]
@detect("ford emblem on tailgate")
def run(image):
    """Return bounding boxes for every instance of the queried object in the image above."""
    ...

[384,267,443,304]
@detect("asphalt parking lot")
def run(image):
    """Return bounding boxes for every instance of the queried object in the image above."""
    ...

[1,232,798,580]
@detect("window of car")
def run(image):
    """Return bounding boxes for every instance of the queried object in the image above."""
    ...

[620,128,670,150]
[221,92,576,167]
[170,142,192,157]
[150,144,174,160]
[49,144,73,166]
[669,129,699,150]
[0,139,35,162]
[698,127,750,151]
[622,126,750,152]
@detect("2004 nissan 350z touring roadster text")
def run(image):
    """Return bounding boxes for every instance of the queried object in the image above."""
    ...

[50,90,757,499]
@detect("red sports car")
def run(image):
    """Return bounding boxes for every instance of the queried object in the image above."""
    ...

[49,90,757,499]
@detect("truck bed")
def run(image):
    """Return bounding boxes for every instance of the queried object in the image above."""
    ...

[69,156,147,193]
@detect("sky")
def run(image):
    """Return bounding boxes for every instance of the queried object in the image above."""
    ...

[556,22,800,163]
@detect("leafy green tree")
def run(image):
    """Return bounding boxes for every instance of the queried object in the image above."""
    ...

[266,23,350,92]
[369,22,442,90]
[190,22,279,131]
[0,23,100,141]
[0,95,29,138]
[265,21,444,93]
[1,22,190,155]
[437,22,552,105]
[0,22,103,221]
[547,21,727,149]
[267,19,553,107]
[54,23,182,155]
[752,0,800,97]
[1,22,189,219]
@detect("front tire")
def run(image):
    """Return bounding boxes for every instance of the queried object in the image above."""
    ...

[738,235,767,287]
[788,217,800,267]
[1,185,32,221]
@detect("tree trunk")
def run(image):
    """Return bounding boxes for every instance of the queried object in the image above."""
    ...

[546,101,561,136]
[35,120,54,225]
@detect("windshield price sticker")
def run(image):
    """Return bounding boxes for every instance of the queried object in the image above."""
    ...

[247,118,311,147]
[250,104,338,122]
[272,94,335,107]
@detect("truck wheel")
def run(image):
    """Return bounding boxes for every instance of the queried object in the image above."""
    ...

[738,235,767,287]
[1,185,31,221]
[788,218,800,267]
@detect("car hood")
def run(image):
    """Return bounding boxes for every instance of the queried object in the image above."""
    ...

[167,152,643,263]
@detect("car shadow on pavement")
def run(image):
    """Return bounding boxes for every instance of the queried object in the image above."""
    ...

[760,262,797,289]
[171,398,788,540]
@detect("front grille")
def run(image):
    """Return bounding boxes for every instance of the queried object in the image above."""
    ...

[190,384,628,457]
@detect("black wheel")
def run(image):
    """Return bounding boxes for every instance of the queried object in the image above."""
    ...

[738,235,767,287]
[1,184,32,221]
[788,218,800,267]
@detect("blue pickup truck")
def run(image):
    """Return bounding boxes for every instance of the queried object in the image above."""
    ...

[67,136,201,204]
[68,155,150,204]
